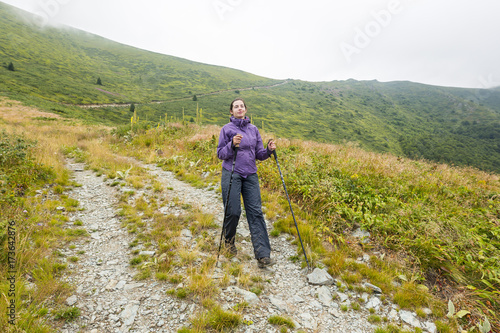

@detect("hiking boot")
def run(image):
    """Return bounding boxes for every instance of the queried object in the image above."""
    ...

[257,257,276,268]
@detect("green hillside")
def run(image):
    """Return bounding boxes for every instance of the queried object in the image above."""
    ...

[1,1,500,173]
[128,80,500,173]
[0,2,279,105]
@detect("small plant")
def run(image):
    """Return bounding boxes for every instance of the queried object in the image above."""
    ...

[250,287,262,296]
[53,307,80,321]
[233,301,249,312]
[168,274,183,284]
[176,288,189,299]
[270,229,280,237]
[340,304,349,311]
[268,315,295,329]
[129,256,143,266]
[116,165,133,180]
[368,315,382,323]
[477,317,491,333]
[446,300,470,319]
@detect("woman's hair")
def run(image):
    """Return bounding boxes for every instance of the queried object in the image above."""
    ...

[230,98,246,111]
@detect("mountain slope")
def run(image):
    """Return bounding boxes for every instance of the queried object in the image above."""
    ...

[0,2,279,104]
[1,1,500,173]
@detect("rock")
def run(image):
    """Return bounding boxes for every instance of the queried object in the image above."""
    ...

[180,229,192,238]
[123,283,144,290]
[120,303,140,327]
[365,296,382,310]
[66,295,77,306]
[399,310,421,328]
[423,321,437,333]
[307,268,335,285]
[269,296,289,313]
[299,313,316,330]
[293,295,305,303]
[336,292,349,302]
[329,308,341,317]
[237,228,250,238]
[230,287,260,305]
[364,282,382,294]
[388,309,399,321]
[115,280,126,289]
[352,228,371,243]
[139,251,156,257]
[317,286,333,306]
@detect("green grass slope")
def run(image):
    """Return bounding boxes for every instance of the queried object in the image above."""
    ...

[130,79,500,173]
[0,2,279,105]
[1,1,500,173]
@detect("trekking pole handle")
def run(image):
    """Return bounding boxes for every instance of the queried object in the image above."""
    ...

[268,139,277,159]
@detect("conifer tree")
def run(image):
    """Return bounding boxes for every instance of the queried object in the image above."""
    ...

[130,103,135,113]
[96,77,102,85]
[7,62,14,71]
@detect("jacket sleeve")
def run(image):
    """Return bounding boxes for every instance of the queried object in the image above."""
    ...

[255,128,271,161]
[217,126,235,161]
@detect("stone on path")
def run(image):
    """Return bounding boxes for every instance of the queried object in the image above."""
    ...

[120,302,140,327]
[399,310,421,328]
[65,295,77,306]
[317,286,333,306]
[307,268,335,285]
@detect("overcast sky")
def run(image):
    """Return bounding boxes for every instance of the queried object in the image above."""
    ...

[3,0,500,89]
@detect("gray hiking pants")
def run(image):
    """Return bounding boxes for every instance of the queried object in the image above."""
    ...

[221,168,271,259]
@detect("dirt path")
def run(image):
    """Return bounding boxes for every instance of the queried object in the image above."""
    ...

[59,159,436,332]
[72,80,290,109]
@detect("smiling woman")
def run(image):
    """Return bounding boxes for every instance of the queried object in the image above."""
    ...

[216,97,277,268]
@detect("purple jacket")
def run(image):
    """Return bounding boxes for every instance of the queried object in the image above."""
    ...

[217,116,271,177]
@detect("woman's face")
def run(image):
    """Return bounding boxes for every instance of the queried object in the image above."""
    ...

[231,100,247,119]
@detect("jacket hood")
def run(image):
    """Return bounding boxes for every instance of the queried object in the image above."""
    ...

[230,116,250,129]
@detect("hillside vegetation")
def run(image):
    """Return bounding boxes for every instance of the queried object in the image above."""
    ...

[0,99,498,332]
[1,2,500,173]
[122,117,500,331]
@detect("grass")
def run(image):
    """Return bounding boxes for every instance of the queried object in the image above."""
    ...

[113,119,499,331]
[53,306,80,321]
[179,306,241,332]
[1,97,499,332]
[268,315,296,329]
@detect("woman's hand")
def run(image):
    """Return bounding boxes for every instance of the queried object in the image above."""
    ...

[233,134,243,147]
[268,139,276,151]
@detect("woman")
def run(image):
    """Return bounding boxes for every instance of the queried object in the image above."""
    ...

[217,98,276,268]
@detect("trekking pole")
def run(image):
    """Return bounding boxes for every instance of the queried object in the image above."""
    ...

[216,146,238,264]
[271,149,311,271]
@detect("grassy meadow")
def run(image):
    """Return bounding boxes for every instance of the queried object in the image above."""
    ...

[1,98,499,331]
[109,113,500,331]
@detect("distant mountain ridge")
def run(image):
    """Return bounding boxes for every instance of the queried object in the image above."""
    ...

[1,1,500,173]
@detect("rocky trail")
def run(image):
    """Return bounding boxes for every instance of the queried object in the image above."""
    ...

[57,158,437,333]
[74,80,290,109]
